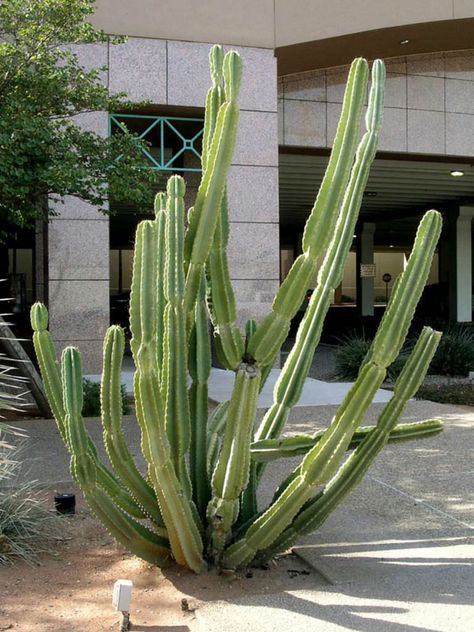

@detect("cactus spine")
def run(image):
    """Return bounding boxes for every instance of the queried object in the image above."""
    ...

[31,46,444,574]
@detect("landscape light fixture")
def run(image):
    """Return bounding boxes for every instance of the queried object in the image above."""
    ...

[450,170,464,177]
[112,580,133,631]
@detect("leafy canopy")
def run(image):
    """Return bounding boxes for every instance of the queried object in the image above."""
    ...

[0,0,158,235]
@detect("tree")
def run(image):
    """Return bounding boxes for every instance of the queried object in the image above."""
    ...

[0,0,158,238]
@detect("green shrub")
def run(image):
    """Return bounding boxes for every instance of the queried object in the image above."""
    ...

[335,335,409,381]
[417,381,474,406]
[334,335,371,379]
[82,378,130,417]
[0,427,61,565]
[429,325,474,377]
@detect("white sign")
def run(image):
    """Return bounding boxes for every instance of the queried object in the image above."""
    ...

[112,579,133,612]
[360,264,376,278]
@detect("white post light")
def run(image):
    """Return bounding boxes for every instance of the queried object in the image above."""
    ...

[112,579,133,631]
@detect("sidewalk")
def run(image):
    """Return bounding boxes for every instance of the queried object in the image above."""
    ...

[8,394,473,632]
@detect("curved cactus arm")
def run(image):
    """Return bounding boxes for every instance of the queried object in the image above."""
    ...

[251,419,444,462]
[221,215,442,572]
[184,51,242,316]
[256,327,442,563]
[253,60,386,449]
[101,325,165,527]
[30,303,149,521]
[207,364,261,558]
[161,176,192,493]
[61,347,170,564]
[189,272,212,521]
[247,58,370,368]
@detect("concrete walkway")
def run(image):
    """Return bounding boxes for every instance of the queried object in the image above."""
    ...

[7,397,473,632]
[85,364,393,408]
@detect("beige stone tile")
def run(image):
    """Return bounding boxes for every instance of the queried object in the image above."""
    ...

[66,43,108,83]
[407,75,445,111]
[48,280,109,342]
[446,78,474,114]
[227,166,279,223]
[233,111,278,165]
[227,222,280,280]
[444,52,474,81]
[381,72,406,108]
[284,100,326,147]
[326,68,351,103]
[408,110,445,154]
[167,41,210,108]
[446,112,474,155]
[49,196,107,221]
[284,71,326,101]
[232,279,280,327]
[72,111,109,137]
[406,53,444,77]
[48,219,109,280]
[378,107,407,152]
[53,339,104,374]
[230,46,277,112]
[384,57,407,74]
[278,98,284,144]
[109,38,167,104]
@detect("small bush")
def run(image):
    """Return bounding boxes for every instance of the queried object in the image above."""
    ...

[0,429,62,566]
[82,378,131,417]
[335,334,409,381]
[334,335,372,379]
[429,325,474,377]
[417,381,474,406]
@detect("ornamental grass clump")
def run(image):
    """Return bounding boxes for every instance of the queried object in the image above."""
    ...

[31,46,444,573]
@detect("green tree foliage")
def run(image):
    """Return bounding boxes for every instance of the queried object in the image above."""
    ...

[0,0,158,236]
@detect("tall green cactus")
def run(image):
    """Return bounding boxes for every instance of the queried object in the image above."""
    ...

[31,46,444,573]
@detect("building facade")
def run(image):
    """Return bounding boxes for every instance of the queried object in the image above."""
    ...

[10,1,474,371]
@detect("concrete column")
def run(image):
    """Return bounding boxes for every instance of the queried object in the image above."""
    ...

[456,206,474,322]
[356,223,375,317]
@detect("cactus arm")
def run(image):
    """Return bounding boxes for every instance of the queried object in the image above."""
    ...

[206,190,245,370]
[135,367,206,572]
[222,212,442,571]
[251,419,444,462]
[189,273,212,521]
[254,60,386,449]
[206,400,229,478]
[161,177,192,493]
[101,325,165,527]
[247,58,369,367]
[30,303,149,520]
[61,347,170,564]
[257,327,442,562]
[184,51,242,316]
[207,364,261,557]
[155,191,167,369]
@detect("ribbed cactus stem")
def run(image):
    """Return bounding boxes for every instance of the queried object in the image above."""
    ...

[208,363,261,557]
[254,59,386,450]
[162,176,192,493]
[101,325,165,528]
[257,327,442,562]
[247,58,370,368]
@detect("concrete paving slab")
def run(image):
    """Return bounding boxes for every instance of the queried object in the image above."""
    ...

[84,366,394,407]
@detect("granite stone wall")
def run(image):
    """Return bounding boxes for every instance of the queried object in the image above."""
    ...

[279,51,474,157]
[48,39,279,372]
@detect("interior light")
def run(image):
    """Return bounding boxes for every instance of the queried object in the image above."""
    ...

[450,170,464,177]
[389,245,395,248]
[400,39,410,45]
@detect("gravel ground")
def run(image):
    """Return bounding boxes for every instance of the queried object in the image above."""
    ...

[281,341,338,382]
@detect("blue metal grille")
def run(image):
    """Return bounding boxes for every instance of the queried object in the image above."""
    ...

[109,114,204,172]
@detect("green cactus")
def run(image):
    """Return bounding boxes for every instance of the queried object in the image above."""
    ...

[31,46,444,573]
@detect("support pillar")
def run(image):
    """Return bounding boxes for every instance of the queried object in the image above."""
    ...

[356,223,375,317]
[455,206,474,322]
